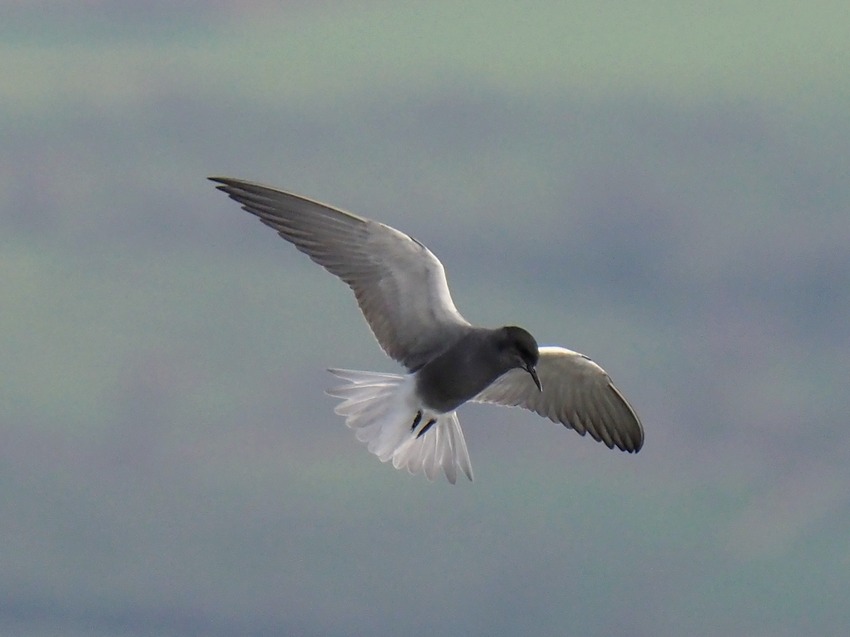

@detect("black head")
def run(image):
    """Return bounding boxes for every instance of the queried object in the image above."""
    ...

[498,326,542,391]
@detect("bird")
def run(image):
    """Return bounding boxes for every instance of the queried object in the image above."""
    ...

[210,177,643,483]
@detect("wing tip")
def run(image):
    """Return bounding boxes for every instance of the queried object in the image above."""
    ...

[208,175,237,188]
[610,417,644,454]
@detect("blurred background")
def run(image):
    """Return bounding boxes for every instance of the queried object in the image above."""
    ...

[2,2,849,635]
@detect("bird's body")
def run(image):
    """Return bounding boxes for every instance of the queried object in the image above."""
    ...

[414,326,539,413]
[211,177,643,483]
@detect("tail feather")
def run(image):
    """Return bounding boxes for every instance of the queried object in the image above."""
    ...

[327,369,473,483]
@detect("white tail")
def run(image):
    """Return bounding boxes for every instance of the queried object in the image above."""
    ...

[326,369,473,483]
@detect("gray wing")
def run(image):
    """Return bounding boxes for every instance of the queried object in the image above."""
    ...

[211,177,470,370]
[473,346,644,452]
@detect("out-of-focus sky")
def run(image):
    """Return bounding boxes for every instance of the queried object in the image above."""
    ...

[2,2,849,636]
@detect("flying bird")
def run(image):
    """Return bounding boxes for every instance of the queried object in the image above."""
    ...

[211,177,643,483]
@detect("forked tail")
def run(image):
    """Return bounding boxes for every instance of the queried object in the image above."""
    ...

[326,369,473,483]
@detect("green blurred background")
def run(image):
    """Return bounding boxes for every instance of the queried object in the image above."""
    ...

[2,2,848,635]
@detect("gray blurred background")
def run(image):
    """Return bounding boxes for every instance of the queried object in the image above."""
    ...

[2,2,848,635]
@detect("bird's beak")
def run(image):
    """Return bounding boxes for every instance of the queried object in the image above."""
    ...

[526,364,542,392]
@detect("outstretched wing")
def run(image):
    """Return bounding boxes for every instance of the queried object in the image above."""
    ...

[211,177,470,370]
[473,346,644,452]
